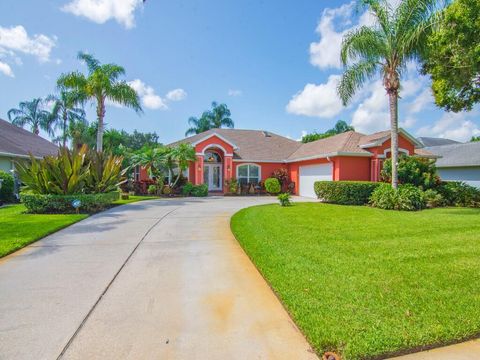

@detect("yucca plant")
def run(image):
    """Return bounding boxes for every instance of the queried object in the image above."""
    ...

[86,150,126,193]
[16,145,90,195]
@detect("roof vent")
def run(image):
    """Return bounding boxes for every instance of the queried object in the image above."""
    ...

[263,131,271,137]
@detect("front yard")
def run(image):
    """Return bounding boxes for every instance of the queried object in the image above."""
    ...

[231,203,480,359]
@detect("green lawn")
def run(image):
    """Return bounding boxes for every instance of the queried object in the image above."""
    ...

[231,203,480,359]
[0,204,87,258]
[0,195,157,258]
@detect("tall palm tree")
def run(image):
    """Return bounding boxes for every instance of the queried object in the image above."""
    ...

[57,52,142,152]
[47,87,86,148]
[337,0,441,188]
[7,98,55,136]
[185,114,212,136]
[208,101,234,129]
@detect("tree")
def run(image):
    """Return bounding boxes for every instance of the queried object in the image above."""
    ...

[471,136,480,142]
[337,0,441,188]
[7,98,55,136]
[169,143,196,187]
[132,146,168,178]
[57,52,142,152]
[47,87,86,148]
[302,120,354,143]
[421,0,480,112]
[68,120,97,150]
[185,101,234,136]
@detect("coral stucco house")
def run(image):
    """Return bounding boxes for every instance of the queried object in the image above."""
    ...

[156,128,432,197]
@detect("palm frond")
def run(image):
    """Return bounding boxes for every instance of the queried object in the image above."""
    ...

[341,26,386,65]
[78,51,100,73]
[337,60,379,105]
[107,82,143,113]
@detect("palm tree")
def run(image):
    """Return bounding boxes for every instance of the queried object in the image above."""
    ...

[47,87,86,148]
[185,114,212,136]
[208,101,234,129]
[337,0,441,188]
[7,98,55,136]
[185,101,234,136]
[170,143,196,187]
[57,52,142,152]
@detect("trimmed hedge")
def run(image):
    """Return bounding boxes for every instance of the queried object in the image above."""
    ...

[314,181,380,205]
[21,192,120,214]
[265,177,281,194]
[0,170,15,202]
[191,184,208,197]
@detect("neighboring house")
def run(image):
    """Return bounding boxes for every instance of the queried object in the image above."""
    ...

[162,128,432,198]
[417,136,460,147]
[0,118,58,173]
[426,142,480,188]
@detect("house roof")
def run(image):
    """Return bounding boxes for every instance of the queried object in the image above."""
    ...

[426,142,480,167]
[170,128,424,163]
[417,137,460,147]
[0,118,58,159]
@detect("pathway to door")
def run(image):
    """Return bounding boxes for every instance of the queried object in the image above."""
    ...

[0,197,317,360]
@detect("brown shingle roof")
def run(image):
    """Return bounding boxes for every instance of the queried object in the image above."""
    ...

[0,118,58,158]
[414,148,440,158]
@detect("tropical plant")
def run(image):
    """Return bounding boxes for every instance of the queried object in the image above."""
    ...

[47,87,86,147]
[0,170,15,203]
[381,155,440,189]
[185,101,234,136]
[421,0,479,112]
[337,0,442,188]
[85,150,125,193]
[169,143,196,187]
[68,120,97,150]
[7,98,55,136]
[301,120,355,143]
[369,183,426,211]
[132,146,169,178]
[57,52,142,152]
[278,193,292,207]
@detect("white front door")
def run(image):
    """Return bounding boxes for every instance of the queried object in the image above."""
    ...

[299,163,333,198]
[204,164,222,191]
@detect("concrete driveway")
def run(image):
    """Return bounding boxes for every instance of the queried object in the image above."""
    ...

[0,197,317,360]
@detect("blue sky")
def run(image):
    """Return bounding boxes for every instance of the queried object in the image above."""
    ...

[1,0,479,144]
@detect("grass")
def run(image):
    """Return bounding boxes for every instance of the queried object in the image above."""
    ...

[0,204,87,258]
[0,195,157,258]
[231,203,480,359]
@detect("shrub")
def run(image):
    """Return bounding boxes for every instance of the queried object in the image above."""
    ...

[21,192,119,214]
[278,193,292,207]
[147,184,157,194]
[182,182,194,196]
[422,189,443,208]
[272,168,289,189]
[0,170,15,203]
[314,181,380,205]
[265,177,281,194]
[381,155,440,189]
[370,184,426,211]
[162,185,172,195]
[436,181,480,207]
[191,184,208,197]
[224,178,239,194]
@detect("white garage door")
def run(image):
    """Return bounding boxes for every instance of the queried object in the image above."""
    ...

[299,164,333,198]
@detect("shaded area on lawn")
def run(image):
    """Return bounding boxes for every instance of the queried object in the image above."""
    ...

[231,203,480,359]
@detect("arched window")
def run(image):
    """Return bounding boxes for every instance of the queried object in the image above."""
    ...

[204,151,222,163]
[237,164,261,185]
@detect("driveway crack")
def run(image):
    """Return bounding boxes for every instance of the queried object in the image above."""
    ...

[57,207,180,359]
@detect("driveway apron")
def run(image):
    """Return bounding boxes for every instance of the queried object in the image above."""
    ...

[0,197,317,360]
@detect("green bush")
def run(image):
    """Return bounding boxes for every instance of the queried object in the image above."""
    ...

[265,177,281,194]
[0,170,14,202]
[314,181,380,205]
[121,193,129,200]
[278,193,292,207]
[162,185,172,195]
[423,189,444,208]
[182,182,194,196]
[436,181,480,207]
[381,155,440,189]
[191,184,208,197]
[369,184,426,211]
[147,184,157,194]
[21,192,120,214]
[224,178,239,194]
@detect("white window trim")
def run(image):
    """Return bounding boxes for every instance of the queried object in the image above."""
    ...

[377,147,410,159]
[236,163,261,183]
[195,143,233,156]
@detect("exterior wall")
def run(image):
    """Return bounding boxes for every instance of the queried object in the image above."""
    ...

[437,167,480,188]
[288,158,333,195]
[335,156,371,181]
[367,134,415,158]
[232,161,284,183]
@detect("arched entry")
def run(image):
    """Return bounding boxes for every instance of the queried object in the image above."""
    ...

[203,149,223,191]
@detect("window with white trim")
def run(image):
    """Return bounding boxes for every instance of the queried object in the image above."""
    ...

[237,164,260,185]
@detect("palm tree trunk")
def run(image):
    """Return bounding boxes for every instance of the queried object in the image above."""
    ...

[62,111,68,148]
[388,93,399,189]
[96,98,105,152]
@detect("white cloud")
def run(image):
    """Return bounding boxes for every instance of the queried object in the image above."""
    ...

[166,88,187,102]
[62,0,143,29]
[351,80,390,133]
[408,88,432,114]
[128,79,167,110]
[417,113,480,142]
[286,75,343,118]
[0,25,56,62]
[0,61,14,77]
[228,89,243,97]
